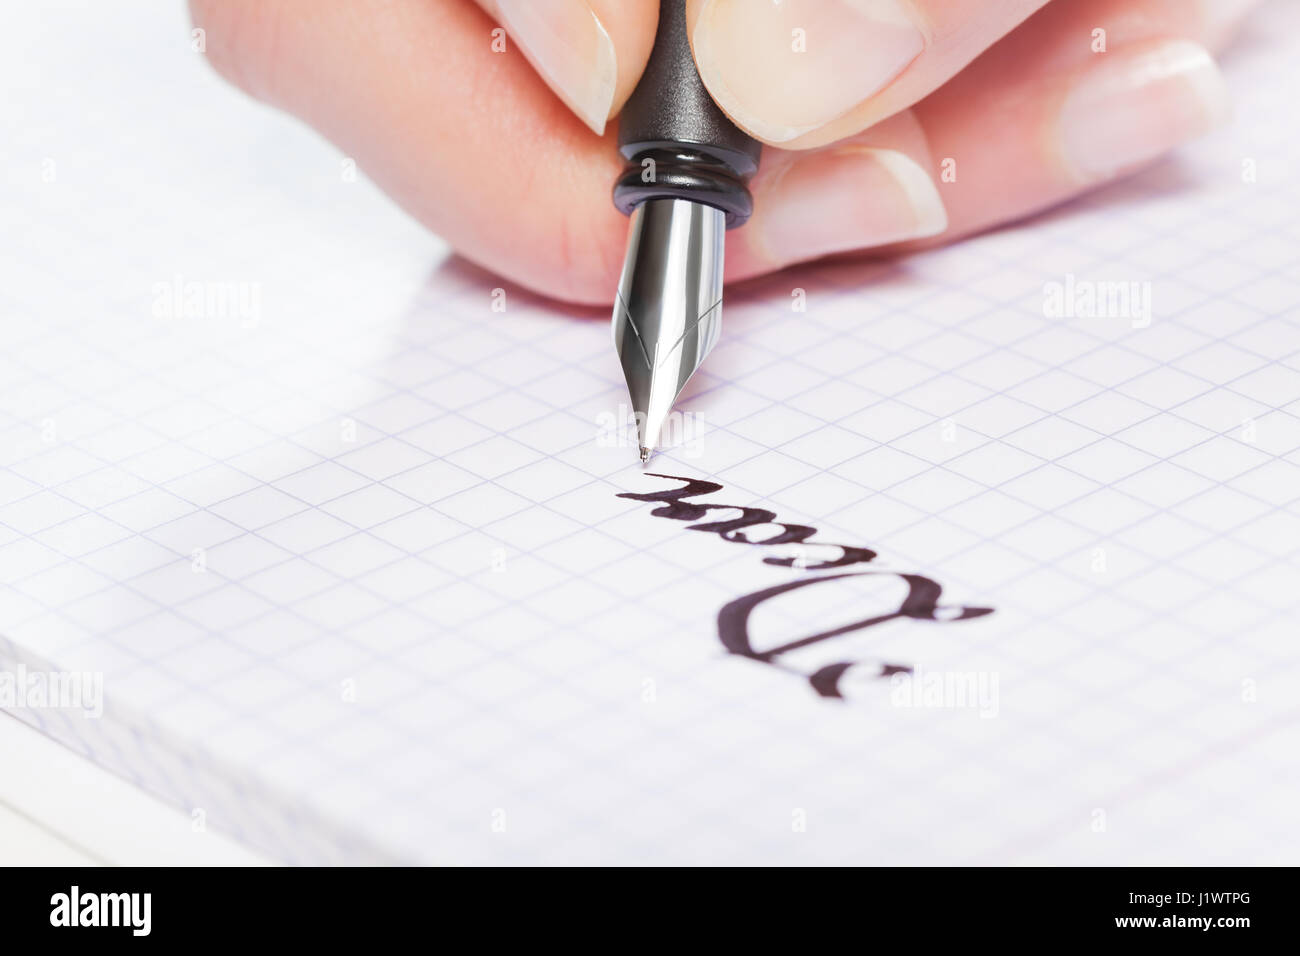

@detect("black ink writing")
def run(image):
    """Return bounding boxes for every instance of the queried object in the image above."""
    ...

[616,475,877,570]
[618,474,994,699]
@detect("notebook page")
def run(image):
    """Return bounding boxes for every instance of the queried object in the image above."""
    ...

[1,2,1298,864]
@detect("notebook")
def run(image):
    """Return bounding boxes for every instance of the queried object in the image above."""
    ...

[2,1,1298,864]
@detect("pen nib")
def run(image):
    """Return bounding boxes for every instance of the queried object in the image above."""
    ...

[612,198,725,460]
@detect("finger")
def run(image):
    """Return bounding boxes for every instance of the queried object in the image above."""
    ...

[471,0,659,135]
[684,0,1052,148]
[901,0,1256,250]
[190,0,1257,305]
[191,0,631,304]
[725,110,948,281]
[724,0,1257,280]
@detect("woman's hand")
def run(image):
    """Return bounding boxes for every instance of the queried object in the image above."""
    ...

[191,0,1257,304]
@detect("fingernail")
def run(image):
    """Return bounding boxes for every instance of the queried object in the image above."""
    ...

[753,147,947,265]
[692,0,927,143]
[495,0,617,136]
[1058,40,1230,182]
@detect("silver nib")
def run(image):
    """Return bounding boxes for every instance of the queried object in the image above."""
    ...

[612,197,725,459]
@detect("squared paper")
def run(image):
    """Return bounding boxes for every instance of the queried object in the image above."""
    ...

[2,3,1299,864]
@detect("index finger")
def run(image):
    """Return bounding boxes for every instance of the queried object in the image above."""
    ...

[471,0,659,135]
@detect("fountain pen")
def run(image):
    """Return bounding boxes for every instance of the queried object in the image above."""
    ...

[611,0,761,462]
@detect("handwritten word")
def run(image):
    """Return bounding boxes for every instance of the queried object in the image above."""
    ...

[618,475,993,699]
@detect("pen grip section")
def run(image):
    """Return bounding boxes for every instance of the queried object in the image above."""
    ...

[613,147,752,227]
[614,0,760,228]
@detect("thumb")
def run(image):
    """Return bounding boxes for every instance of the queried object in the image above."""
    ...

[473,0,660,136]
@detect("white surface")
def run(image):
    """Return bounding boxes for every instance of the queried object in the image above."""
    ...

[0,712,270,865]
[1,2,1298,864]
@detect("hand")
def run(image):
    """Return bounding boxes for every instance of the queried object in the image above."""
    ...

[191,0,1257,305]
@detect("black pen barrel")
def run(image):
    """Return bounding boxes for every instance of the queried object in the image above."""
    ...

[612,0,761,228]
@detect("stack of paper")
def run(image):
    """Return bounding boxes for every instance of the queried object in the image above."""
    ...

[1,2,1297,864]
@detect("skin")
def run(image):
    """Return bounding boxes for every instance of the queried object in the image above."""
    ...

[189,0,1259,305]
